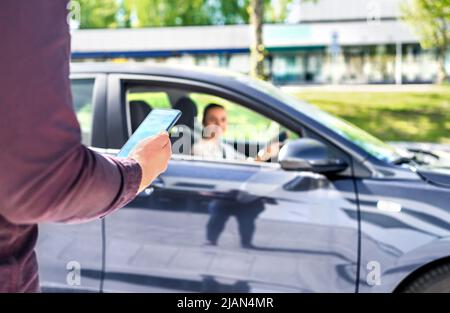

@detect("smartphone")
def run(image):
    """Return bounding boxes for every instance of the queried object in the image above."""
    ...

[117,109,181,158]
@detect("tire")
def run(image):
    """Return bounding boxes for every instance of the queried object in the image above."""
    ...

[401,263,450,293]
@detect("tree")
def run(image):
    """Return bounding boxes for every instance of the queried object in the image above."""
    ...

[120,0,294,27]
[248,0,316,79]
[249,0,265,79]
[122,0,211,27]
[401,0,450,83]
[75,0,303,78]
[77,0,119,29]
[265,0,296,23]
[208,0,249,25]
[120,0,298,78]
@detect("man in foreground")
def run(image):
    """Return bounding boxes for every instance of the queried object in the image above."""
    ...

[0,0,170,292]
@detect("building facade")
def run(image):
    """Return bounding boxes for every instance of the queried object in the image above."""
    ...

[71,0,450,85]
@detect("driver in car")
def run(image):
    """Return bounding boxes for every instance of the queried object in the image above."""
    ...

[192,103,281,162]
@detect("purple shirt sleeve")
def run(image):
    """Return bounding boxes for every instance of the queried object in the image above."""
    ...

[0,0,142,225]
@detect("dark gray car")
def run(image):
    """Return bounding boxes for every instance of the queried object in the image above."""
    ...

[36,63,450,293]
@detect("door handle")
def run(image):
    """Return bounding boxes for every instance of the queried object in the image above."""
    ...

[150,177,165,189]
[138,178,165,197]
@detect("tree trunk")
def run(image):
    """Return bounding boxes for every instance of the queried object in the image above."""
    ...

[437,47,447,84]
[249,0,265,79]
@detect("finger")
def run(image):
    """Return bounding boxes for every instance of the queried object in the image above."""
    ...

[162,141,172,156]
[161,136,171,148]
[147,132,170,147]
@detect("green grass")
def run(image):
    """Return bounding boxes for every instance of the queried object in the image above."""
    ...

[128,92,171,109]
[292,87,450,144]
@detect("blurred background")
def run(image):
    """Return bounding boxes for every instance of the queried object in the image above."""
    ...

[68,0,450,145]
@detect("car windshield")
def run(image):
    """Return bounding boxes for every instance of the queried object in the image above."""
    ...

[238,77,401,163]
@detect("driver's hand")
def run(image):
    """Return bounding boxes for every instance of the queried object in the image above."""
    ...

[129,132,172,194]
[256,142,281,162]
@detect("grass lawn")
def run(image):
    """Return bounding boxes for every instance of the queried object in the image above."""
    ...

[290,86,450,144]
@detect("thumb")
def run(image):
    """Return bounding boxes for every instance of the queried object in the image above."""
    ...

[153,131,170,147]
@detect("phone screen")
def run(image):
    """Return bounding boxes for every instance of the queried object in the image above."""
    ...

[117,109,181,158]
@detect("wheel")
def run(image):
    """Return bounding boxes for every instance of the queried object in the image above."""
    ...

[401,263,450,293]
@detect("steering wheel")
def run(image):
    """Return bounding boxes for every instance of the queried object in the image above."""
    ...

[258,130,289,162]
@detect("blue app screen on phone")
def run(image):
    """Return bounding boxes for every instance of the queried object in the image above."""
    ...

[117,109,181,158]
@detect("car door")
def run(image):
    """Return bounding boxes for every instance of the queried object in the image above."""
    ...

[35,74,108,292]
[103,74,360,293]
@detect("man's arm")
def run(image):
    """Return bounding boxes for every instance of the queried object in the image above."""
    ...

[0,0,141,224]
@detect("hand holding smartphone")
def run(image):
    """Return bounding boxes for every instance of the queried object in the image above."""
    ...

[118,108,181,194]
[118,109,181,158]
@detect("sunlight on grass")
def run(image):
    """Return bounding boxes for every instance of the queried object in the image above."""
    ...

[292,87,450,143]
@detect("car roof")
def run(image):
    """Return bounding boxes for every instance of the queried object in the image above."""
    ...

[71,62,247,87]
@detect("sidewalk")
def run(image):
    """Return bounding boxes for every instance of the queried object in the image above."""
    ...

[282,84,448,93]
[389,142,450,167]
[389,142,450,153]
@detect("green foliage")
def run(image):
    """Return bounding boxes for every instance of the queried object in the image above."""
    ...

[401,0,450,50]
[265,0,294,22]
[210,0,250,25]
[77,0,297,28]
[77,0,119,29]
[122,0,210,27]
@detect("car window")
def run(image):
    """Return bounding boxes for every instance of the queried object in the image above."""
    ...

[190,92,298,144]
[235,76,401,163]
[127,89,172,110]
[124,83,299,162]
[126,87,174,133]
[71,79,95,145]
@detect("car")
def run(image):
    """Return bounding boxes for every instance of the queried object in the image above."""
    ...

[36,63,450,293]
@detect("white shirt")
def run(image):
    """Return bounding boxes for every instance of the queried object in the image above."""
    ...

[192,139,247,161]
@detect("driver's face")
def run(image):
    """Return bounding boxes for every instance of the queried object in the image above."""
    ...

[203,107,227,139]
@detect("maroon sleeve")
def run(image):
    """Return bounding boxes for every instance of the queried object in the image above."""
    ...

[0,0,142,224]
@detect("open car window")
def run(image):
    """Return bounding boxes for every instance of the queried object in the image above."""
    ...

[189,93,298,144]
[124,83,300,163]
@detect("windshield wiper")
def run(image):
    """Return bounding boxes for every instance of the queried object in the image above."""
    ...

[407,148,440,160]
[392,148,440,166]
[392,156,416,165]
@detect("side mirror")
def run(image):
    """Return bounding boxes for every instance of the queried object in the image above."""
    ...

[279,138,348,174]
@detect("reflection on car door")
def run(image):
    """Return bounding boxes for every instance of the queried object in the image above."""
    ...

[36,75,108,292]
[104,154,360,292]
